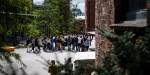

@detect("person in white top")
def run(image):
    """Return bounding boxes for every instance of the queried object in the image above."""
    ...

[77,36,82,51]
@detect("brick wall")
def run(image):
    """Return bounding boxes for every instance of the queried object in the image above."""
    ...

[95,0,114,68]
[147,2,150,26]
[85,0,95,31]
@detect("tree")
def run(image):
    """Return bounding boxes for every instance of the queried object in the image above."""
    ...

[0,1,32,74]
[59,0,75,34]
[0,0,32,46]
[38,0,75,36]
[37,0,61,36]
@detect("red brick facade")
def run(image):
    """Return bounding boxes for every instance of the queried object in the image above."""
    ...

[147,2,150,26]
[95,0,114,67]
[75,20,85,33]
[85,0,95,31]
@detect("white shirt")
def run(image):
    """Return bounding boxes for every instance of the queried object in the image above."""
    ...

[78,37,82,44]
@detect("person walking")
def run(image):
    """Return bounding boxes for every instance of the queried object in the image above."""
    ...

[56,36,62,51]
[71,36,75,51]
[61,37,66,50]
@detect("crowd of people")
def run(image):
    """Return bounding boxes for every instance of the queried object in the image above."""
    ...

[26,34,94,53]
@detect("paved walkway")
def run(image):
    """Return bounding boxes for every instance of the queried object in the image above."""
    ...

[0,48,76,75]
[0,36,95,75]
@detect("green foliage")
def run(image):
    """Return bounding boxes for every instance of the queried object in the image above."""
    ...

[98,27,150,75]
[0,0,32,45]
[25,25,40,38]
[0,25,4,34]
[37,0,75,36]
[98,53,123,75]
[0,0,31,13]
[37,0,60,36]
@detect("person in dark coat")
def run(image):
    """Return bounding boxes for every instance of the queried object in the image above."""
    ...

[48,60,58,75]
[35,38,41,51]
[65,58,73,75]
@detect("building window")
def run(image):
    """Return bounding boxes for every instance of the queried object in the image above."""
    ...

[115,0,147,23]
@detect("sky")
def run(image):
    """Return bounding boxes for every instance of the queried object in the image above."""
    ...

[33,0,85,13]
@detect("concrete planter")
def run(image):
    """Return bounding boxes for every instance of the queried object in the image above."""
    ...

[1,46,15,52]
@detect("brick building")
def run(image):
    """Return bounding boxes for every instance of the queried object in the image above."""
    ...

[75,16,86,33]
[85,0,95,31]
[95,0,148,67]
[72,6,85,33]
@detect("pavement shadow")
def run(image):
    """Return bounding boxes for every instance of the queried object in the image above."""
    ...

[35,55,50,71]
[0,57,28,75]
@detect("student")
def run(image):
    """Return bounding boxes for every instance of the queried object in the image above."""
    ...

[35,38,41,51]
[84,37,90,51]
[65,58,73,75]
[77,36,82,52]
[67,36,72,51]
[48,60,58,75]
[42,37,48,51]
[31,38,35,51]
[74,36,78,51]
[26,38,31,53]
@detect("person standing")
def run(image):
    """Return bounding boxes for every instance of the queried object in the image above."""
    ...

[26,38,31,52]
[35,38,41,51]
[42,37,48,51]
[65,58,73,75]
[84,37,90,51]
[74,36,78,52]
[56,36,62,51]
[71,36,75,51]
[48,60,58,75]
[77,36,82,52]
[67,36,72,51]
[51,36,56,51]
[31,38,35,51]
